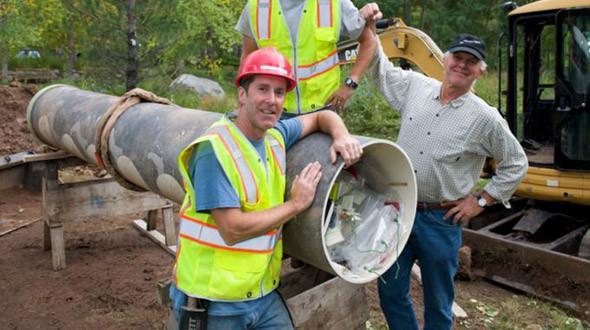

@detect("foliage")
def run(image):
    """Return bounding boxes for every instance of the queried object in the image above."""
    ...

[4,0,557,86]
[352,0,541,69]
[0,0,42,81]
[342,76,400,141]
[170,0,243,73]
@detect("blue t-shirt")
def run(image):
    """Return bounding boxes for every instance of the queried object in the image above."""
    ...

[185,117,302,316]
[189,117,303,212]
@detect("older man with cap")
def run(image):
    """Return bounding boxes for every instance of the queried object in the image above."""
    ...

[366,31,528,329]
[169,46,362,330]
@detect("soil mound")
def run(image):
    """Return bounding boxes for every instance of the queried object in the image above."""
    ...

[0,84,48,155]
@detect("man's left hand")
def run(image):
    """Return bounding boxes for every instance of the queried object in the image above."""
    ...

[330,134,362,167]
[326,86,354,113]
[442,195,484,226]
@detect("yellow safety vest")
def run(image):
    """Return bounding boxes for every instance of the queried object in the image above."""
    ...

[174,115,287,301]
[250,0,341,114]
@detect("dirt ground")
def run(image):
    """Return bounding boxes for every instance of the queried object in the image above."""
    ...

[0,190,583,329]
[1,85,588,329]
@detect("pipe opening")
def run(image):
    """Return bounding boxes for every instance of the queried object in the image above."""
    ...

[321,141,417,283]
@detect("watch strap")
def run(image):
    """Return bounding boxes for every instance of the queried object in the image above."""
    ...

[344,77,358,90]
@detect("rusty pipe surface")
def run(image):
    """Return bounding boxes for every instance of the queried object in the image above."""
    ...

[27,84,417,283]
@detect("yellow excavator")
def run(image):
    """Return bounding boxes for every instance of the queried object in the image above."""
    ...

[339,0,590,312]
[338,17,444,81]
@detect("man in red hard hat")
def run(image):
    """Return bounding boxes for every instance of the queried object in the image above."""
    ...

[170,47,362,329]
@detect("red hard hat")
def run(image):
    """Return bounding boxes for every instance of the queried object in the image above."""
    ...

[235,47,296,92]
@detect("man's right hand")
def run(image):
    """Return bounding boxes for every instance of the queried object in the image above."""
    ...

[359,3,382,22]
[290,162,322,212]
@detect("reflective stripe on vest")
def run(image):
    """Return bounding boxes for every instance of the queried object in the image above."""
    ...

[180,214,281,254]
[297,50,339,80]
[267,134,285,175]
[317,0,333,27]
[206,125,259,205]
[256,0,271,40]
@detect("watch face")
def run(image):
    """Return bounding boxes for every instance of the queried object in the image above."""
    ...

[345,77,358,89]
[478,197,487,207]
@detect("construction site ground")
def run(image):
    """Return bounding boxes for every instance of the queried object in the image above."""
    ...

[1,85,587,329]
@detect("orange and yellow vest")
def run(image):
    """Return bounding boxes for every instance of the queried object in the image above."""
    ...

[249,0,341,114]
[174,116,287,301]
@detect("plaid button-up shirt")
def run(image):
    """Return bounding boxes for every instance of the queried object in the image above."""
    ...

[368,43,528,205]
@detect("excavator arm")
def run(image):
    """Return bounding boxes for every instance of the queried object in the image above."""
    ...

[337,18,444,81]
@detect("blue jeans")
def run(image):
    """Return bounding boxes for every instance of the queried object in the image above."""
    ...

[378,210,461,330]
[170,283,293,330]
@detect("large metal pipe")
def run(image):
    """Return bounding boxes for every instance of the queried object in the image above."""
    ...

[27,84,417,283]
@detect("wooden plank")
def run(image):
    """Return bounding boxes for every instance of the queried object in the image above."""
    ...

[44,178,169,223]
[0,217,41,237]
[49,223,66,271]
[133,219,177,256]
[0,151,29,170]
[162,205,177,246]
[411,264,468,319]
[285,276,368,329]
[23,151,70,163]
[0,151,69,171]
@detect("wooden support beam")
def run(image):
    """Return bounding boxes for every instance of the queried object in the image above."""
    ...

[162,205,177,246]
[39,158,172,270]
[43,178,169,223]
[49,223,66,271]
[133,219,177,256]
[146,209,159,231]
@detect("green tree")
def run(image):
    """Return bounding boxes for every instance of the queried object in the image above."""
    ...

[168,0,244,75]
[0,0,40,81]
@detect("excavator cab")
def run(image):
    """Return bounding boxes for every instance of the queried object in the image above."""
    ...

[507,6,590,172]
[556,10,590,169]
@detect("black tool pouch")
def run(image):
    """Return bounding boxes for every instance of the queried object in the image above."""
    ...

[180,298,209,330]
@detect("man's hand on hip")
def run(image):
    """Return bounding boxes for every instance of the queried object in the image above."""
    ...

[442,195,485,226]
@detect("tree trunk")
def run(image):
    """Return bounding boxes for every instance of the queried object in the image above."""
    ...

[0,13,8,82]
[1,47,8,82]
[126,0,138,91]
[403,0,412,25]
[419,2,426,29]
[65,28,76,77]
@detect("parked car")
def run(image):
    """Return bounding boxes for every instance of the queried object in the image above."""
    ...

[16,49,41,59]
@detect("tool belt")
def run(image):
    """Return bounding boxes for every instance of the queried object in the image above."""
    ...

[180,297,209,330]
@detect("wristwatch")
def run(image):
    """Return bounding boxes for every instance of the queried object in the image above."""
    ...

[476,195,488,208]
[344,77,359,90]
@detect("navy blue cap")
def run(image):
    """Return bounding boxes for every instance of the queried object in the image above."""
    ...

[448,34,486,61]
